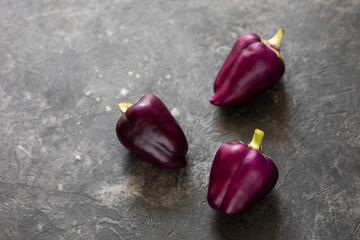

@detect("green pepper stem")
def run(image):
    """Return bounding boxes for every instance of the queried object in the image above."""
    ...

[267,29,284,51]
[248,129,264,153]
[118,102,133,114]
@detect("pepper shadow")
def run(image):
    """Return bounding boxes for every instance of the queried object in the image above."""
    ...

[212,191,282,240]
[122,151,191,210]
[213,81,289,142]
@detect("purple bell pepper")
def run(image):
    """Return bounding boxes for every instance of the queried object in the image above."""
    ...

[207,129,278,217]
[210,29,285,106]
[116,94,188,169]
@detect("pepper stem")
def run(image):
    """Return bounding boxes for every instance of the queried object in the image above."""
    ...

[267,29,284,51]
[248,129,264,153]
[118,102,133,114]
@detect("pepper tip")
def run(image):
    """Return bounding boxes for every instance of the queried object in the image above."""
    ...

[210,95,219,105]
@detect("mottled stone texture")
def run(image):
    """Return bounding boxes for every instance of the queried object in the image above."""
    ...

[0,0,359,239]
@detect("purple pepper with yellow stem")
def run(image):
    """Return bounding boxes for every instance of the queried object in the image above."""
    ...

[210,29,285,106]
[207,129,278,217]
[116,94,188,170]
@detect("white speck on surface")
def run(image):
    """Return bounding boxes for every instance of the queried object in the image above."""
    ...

[27,176,36,185]
[17,145,31,156]
[293,96,297,106]
[77,121,81,125]
[58,184,63,191]
[24,91,32,100]
[95,68,99,73]
[96,224,102,232]
[135,74,140,78]
[157,80,161,84]
[62,113,71,120]
[38,223,44,231]
[169,19,174,24]
[171,107,179,116]
[107,31,113,36]
[106,105,112,112]
[83,156,92,167]
[118,88,129,97]
[98,34,103,39]
[96,97,100,101]
[40,147,47,154]
[84,91,91,97]
[77,229,84,237]
[59,49,63,54]
[75,154,82,160]
[98,74,103,78]
[230,32,238,39]
[110,227,121,237]
[128,71,134,76]
[186,114,194,122]
[165,74,171,79]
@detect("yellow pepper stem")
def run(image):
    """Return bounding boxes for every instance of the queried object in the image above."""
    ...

[248,129,264,153]
[267,29,284,51]
[118,102,133,114]
[261,29,284,60]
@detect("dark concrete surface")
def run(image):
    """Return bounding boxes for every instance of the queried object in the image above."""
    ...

[1,0,360,239]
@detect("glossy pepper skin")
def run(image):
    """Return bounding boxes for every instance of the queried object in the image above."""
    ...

[207,129,278,217]
[210,29,285,107]
[116,94,188,169]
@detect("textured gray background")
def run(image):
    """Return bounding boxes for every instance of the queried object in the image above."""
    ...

[1,0,360,239]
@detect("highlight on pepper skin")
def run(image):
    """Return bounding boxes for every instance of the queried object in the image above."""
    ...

[116,94,188,170]
[207,129,278,217]
[210,29,285,107]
